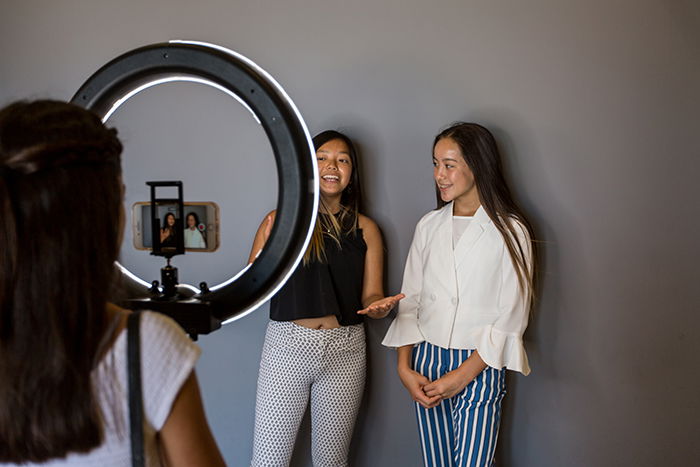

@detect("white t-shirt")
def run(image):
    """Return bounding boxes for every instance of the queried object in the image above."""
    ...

[452,215,473,248]
[2,312,200,467]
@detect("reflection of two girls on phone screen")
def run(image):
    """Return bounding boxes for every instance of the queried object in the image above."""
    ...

[160,211,206,249]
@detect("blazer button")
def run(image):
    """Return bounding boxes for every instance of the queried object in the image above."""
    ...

[451,297,458,305]
[430,293,436,301]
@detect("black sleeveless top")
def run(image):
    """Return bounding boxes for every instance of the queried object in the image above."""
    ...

[270,213,367,326]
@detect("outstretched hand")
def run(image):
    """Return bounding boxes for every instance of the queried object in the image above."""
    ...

[357,293,405,319]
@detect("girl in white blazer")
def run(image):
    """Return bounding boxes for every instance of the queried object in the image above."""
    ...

[383,122,535,467]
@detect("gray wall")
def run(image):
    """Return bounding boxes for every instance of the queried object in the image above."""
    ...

[2,1,699,465]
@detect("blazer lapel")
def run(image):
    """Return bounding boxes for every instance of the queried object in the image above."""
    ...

[454,205,490,269]
[435,204,458,286]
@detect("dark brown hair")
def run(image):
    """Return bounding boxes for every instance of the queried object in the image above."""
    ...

[305,130,364,263]
[0,100,123,462]
[434,122,535,302]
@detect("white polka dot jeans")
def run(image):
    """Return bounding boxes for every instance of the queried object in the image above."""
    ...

[251,320,366,467]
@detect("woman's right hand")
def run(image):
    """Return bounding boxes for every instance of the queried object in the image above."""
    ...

[160,228,170,242]
[247,211,276,264]
[398,366,442,409]
[261,213,274,245]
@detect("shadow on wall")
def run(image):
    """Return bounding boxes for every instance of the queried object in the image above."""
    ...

[477,109,592,466]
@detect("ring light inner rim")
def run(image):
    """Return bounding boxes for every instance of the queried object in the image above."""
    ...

[108,75,298,296]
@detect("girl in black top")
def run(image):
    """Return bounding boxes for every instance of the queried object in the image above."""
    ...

[247,130,403,466]
[159,212,177,248]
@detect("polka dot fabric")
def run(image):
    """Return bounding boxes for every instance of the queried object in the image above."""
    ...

[251,321,366,467]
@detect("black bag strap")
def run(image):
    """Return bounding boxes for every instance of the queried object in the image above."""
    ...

[127,311,145,467]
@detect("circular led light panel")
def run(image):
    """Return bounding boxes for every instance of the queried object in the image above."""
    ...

[71,41,318,324]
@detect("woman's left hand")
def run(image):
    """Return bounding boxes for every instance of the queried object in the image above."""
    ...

[357,293,405,319]
[422,369,471,400]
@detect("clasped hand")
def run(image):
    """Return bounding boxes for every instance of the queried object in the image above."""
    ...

[399,367,471,409]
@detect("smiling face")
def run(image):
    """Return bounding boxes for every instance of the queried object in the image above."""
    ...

[187,213,196,229]
[316,138,352,200]
[165,213,176,227]
[433,137,479,209]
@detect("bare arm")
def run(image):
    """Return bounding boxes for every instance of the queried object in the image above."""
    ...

[158,371,226,467]
[356,215,404,318]
[247,210,276,264]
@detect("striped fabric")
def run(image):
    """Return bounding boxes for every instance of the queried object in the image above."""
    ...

[412,341,506,467]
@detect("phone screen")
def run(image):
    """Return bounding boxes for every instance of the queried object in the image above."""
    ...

[132,202,219,252]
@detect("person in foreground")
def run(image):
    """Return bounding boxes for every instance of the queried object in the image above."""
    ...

[248,130,404,467]
[382,122,535,467]
[0,100,225,467]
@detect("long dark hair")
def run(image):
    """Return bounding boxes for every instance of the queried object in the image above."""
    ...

[163,212,176,231]
[305,130,364,263]
[186,211,200,228]
[433,122,535,302]
[0,100,123,462]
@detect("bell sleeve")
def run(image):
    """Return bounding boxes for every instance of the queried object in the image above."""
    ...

[475,221,533,375]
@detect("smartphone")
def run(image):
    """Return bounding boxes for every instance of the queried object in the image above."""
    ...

[132,201,220,252]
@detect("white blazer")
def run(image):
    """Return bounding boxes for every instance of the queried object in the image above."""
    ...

[382,203,532,375]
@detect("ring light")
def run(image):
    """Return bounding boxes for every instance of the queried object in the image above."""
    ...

[71,41,318,324]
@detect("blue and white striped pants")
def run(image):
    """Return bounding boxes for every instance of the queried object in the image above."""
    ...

[413,342,506,467]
